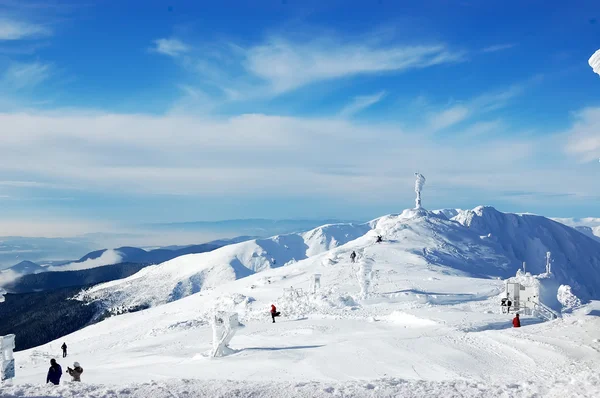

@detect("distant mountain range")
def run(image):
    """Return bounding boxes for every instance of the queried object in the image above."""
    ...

[0,237,254,293]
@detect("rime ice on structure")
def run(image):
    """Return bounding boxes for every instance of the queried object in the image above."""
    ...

[414,173,426,209]
[211,312,240,357]
[0,334,15,383]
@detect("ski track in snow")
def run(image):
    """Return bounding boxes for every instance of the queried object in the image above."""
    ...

[3,207,600,397]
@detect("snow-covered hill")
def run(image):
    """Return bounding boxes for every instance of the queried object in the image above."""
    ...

[80,207,600,315]
[80,222,370,310]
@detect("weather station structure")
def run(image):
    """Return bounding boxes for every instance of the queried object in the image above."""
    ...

[415,173,426,209]
[503,252,559,321]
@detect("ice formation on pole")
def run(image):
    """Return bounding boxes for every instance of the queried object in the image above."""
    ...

[0,334,15,382]
[0,288,5,303]
[414,173,426,209]
[211,312,240,357]
[356,259,374,299]
[589,49,600,77]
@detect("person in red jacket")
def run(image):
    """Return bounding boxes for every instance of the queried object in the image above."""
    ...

[513,313,521,328]
[270,304,281,323]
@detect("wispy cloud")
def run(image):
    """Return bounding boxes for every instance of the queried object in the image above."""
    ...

[482,43,516,53]
[426,85,523,131]
[0,18,50,40]
[339,91,386,117]
[152,38,190,57]
[152,33,465,98]
[245,38,464,94]
[1,61,51,89]
[429,105,470,130]
[564,107,600,162]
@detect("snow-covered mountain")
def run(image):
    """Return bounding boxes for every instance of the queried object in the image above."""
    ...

[80,222,370,310]
[80,206,600,314]
[8,206,600,398]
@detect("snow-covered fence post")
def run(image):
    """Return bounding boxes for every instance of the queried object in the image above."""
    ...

[0,334,16,383]
[356,259,374,299]
[312,274,321,294]
[211,312,240,358]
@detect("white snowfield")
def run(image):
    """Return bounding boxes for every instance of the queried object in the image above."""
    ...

[3,206,600,397]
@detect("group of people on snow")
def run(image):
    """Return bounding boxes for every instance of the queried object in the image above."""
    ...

[46,342,83,385]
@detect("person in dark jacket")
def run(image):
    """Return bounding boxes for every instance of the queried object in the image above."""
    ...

[350,251,357,263]
[376,235,383,243]
[67,361,84,382]
[61,342,68,358]
[270,304,281,323]
[513,313,521,328]
[46,359,62,385]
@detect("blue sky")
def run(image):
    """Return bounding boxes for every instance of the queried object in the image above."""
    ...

[0,0,599,238]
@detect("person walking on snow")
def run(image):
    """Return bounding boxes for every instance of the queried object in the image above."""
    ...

[61,342,67,358]
[513,313,521,328]
[350,251,357,263]
[270,304,281,323]
[67,361,84,382]
[46,359,62,385]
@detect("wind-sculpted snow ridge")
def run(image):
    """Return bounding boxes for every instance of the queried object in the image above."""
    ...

[454,206,600,301]
[79,222,371,310]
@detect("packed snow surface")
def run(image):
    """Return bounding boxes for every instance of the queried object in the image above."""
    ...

[589,48,600,76]
[4,206,600,397]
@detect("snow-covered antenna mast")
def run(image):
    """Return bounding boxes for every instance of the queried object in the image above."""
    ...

[545,252,552,275]
[414,173,426,209]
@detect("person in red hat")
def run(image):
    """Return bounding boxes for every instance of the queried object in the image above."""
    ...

[270,304,280,323]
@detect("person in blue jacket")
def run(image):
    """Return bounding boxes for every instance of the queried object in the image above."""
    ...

[46,358,62,385]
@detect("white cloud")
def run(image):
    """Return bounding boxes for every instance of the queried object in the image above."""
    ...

[340,91,386,117]
[482,43,516,53]
[152,38,190,57]
[0,107,596,206]
[429,105,470,131]
[153,33,464,97]
[564,107,600,162]
[1,62,51,89]
[0,18,50,40]
[245,38,464,94]
[49,249,123,272]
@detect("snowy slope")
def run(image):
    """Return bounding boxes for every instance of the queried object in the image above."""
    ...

[80,222,370,310]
